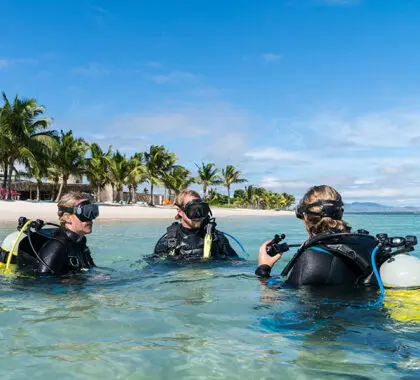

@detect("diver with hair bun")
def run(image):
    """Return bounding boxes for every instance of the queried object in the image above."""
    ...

[1,191,98,276]
[256,185,419,288]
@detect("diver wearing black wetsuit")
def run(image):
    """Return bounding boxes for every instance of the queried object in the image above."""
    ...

[16,195,99,276]
[255,185,381,287]
[151,190,239,262]
[17,227,95,276]
[256,231,379,286]
[153,222,238,260]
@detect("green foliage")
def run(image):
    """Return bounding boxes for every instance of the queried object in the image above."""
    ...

[144,145,177,205]
[195,162,222,200]
[0,91,297,207]
[0,92,56,198]
[53,130,89,201]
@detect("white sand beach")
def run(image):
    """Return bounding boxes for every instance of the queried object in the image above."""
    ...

[0,200,293,223]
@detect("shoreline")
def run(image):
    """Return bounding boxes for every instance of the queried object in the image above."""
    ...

[0,200,294,224]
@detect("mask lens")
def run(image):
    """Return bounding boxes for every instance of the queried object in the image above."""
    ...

[185,202,209,220]
[76,203,99,222]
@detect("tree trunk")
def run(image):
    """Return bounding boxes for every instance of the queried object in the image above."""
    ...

[36,181,41,201]
[115,187,121,202]
[131,185,137,204]
[51,178,58,201]
[227,185,231,205]
[97,183,101,203]
[150,183,154,205]
[55,175,68,202]
[7,157,14,200]
[203,184,207,200]
[55,180,64,202]
[2,160,8,187]
[168,189,172,204]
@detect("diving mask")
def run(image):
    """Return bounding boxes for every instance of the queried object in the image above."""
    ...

[177,199,212,220]
[60,200,99,222]
[295,199,344,220]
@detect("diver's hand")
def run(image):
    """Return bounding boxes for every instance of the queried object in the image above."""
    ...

[258,240,282,268]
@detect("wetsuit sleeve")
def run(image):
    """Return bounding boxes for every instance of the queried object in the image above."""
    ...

[85,246,96,267]
[36,240,68,275]
[153,235,169,257]
[217,233,239,257]
[255,264,272,278]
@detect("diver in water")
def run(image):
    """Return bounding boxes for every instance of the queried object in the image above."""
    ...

[152,189,239,262]
[256,185,383,286]
[15,191,98,276]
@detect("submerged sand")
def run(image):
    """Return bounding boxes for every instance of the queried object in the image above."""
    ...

[0,200,293,223]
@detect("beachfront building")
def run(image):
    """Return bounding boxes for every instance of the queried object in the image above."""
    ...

[11,181,92,201]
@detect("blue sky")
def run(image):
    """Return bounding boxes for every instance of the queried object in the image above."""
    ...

[1,0,420,205]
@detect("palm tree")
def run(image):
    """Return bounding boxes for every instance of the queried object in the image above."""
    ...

[144,145,177,205]
[109,150,130,203]
[86,143,113,202]
[162,165,195,201]
[47,165,61,201]
[53,130,89,202]
[283,192,296,209]
[23,153,50,201]
[243,185,257,208]
[221,165,247,205]
[125,153,146,204]
[195,162,222,200]
[0,92,56,199]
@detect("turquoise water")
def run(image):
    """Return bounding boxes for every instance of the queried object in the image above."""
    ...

[0,214,419,379]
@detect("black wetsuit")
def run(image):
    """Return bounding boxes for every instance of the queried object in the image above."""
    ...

[153,222,239,261]
[17,228,95,276]
[256,232,379,286]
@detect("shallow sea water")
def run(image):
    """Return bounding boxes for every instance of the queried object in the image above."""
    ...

[0,214,419,379]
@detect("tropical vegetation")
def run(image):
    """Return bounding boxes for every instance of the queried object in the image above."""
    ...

[0,92,296,210]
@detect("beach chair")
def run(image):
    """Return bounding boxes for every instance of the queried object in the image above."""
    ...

[10,188,21,200]
[0,187,7,200]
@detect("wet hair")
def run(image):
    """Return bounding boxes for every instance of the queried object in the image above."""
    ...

[57,191,87,226]
[300,185,350,235]
[174,189,201,220]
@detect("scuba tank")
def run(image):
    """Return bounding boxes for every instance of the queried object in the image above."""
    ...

[1,231,25,256]
[376,234,420,289]
[0,217,59,276]
[380,254,420,288]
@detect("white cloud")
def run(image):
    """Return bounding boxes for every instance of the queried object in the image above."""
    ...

[341,187,403,198]
[144,61,163,68]
[261,53,282,62]
[204,133,248,164]
[245,147,307,162]
[353,179,372,185]
[259,176,310,190]
[0,58,38,69]
[73,63,111,76]
[150,71,196,84]
[376,164,419,176]
[110,102,252,142]
[303,106,420,148]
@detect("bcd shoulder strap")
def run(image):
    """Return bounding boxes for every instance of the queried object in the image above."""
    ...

[166,222,181,255]
[281,232,378,277]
